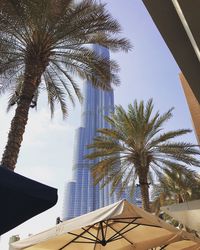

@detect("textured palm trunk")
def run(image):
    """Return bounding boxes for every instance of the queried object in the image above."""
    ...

[1,63,43,171]
[178,194,184,203]
[139,173,151,212]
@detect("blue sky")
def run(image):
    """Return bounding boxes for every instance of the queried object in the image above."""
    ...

[0,0,197,248]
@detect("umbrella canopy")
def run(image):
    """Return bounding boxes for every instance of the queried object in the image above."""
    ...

[11,200,200,250]
[0,166,58,235]
[163,240,200,250]
[161,200,200,232]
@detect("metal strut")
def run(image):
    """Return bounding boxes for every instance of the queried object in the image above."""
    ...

[58,217,162,249]
[99,221,107,246]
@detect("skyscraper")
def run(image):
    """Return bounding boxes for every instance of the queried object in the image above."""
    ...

[62,45,141,220]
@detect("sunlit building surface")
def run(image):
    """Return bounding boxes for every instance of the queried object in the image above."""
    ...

[62,45,141,220]
[180,73,200,144]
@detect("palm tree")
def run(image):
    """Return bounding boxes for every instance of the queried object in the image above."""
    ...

[0,0,131,170]
[86,99,200,211]
[152,166,200,215]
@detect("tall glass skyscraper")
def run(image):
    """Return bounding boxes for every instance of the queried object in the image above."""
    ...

[62,45,141,220]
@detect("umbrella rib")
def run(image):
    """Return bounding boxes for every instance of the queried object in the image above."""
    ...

[70,241,96,244]
[94,222,101,250]
[114,220,162,228]
[115,217,160,227]
[107,235,124,242]
[81,226,101,242]
[80,225,102,242]
[110,217,142,221]
[57,217,160,250]
[58,224,97,250]
[113,220,141,224]
[104,220,133,245]
[106,218,137,243]
[104,220,108,238]
[109,224,140,242]
[130,222,161,228]
[100,221,106,244]
[68,232,99,243]
[160,244,168,250]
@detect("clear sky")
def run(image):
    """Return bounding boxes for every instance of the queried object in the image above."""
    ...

[0,0,197,248]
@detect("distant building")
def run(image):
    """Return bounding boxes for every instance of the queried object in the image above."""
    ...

[62,45,141,220]
[125,185,142,207]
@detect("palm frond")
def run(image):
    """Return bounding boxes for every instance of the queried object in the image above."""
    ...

[44,70,68,118]
[148,129,192,149]
[86,99,200,209]
[0,0,131,115]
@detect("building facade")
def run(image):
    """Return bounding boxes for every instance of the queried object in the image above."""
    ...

[62,45,141,220]
[179,72,200,144]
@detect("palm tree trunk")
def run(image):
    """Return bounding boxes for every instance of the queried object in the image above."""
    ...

[139,174,151,212]
[1,64,43,170]
[178,194,184,203]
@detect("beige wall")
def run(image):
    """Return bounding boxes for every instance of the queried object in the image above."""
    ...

[179,73,200,145]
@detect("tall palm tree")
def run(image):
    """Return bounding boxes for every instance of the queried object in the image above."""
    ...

[152,166,200,215]
[0,0,131,170]
[86,99,200,211]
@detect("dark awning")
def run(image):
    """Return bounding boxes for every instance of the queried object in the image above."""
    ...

[0,166,58,235]
[142,0,200,103]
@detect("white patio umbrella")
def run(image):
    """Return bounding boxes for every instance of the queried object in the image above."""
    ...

[11,200,200,250]
[161,200,200,232]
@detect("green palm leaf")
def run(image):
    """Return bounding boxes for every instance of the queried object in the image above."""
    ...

[86,99,200,211]
[0,0,132,170]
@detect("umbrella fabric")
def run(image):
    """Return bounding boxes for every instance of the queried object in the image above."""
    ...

[0,166,58,235]
[11,200,200,250]
[163,240,200,250]
[161,200,200,232]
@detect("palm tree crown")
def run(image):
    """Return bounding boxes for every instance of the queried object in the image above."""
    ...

[152,166,200,214]
[0,0,131,170]
[86,99,200,211]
